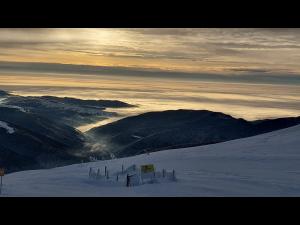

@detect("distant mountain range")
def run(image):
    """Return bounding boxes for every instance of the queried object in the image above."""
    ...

[0,90,133,172]
[0,90,8,96]
[87,109,300,158]
[1,89,300,173]
[5,94,134,127]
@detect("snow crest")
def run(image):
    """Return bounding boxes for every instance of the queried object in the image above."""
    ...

[0,121,15,134]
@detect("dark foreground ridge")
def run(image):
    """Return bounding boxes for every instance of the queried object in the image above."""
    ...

[88,109,300,158]
[0,107,86,173]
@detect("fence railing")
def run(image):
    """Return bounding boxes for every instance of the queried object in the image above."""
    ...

[88,164,177,187]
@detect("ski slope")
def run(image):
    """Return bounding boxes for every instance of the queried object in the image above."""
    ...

[2,124,300,197]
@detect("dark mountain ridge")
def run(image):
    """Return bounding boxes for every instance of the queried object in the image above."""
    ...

[0,89,134,173]
[0,107,86,173]
[0,90,9,96]
[2,92,134,127]
[88,109,300,158]
[1,88,300,173]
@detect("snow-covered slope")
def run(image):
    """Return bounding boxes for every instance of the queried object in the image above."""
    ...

[2,124,300,197]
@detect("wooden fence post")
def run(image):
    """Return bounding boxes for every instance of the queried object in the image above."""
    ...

[89,167,92,178]
[126,174,129,187]
[0,176,2,195]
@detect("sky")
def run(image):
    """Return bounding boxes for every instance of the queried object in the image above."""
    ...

[1,28,300,77]
[0,28,300,122]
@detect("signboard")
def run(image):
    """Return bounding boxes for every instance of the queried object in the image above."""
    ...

[141,164,155,173]
[0,168,4,177]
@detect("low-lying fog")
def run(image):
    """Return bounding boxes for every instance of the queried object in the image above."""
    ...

[1,72,300,132]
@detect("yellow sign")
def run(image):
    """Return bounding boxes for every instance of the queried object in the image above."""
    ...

[141,164,155,173]
[0,168,4,177]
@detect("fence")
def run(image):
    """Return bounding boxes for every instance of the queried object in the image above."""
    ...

[89,167,101,179]
[88,164,177,186]
[88,167,110,180]
[126,173,140,187]
[135,168,177,185]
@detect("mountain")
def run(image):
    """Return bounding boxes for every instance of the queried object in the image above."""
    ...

[38,96,133,108]
[0,90,9,96]
[0,107,86,173]
[1,88,300,175]
[0,89,136,172]
[5,94,134,127]
[87,109,300,158]
[3,124,300,196]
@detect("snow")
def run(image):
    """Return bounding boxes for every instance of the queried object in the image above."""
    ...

[0,98,6,104]
[2,124,300,196]
[0,121,15,134]
[132,135,142,139]
[0,105,27,113]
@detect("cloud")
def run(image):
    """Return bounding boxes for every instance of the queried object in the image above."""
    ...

[211,42,300,50]
[0,61,299,86]
[1,29,300,75]
[227,68,272,73]
[125,28,202,36]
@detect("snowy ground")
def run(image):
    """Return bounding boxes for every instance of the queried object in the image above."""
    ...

[1,124,300,197]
